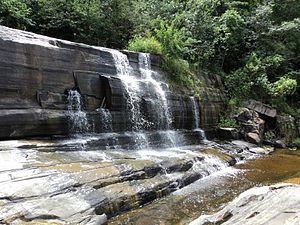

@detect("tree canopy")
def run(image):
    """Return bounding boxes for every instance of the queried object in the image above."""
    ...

[1,0,299,114]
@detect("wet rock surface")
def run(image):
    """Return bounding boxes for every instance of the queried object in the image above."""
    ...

[109,149,300,225]
[231,140,273,155]
[0,138,251,225]
[190,183,300,225]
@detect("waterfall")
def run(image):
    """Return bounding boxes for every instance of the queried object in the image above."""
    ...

[67,90,89,133]
[110,51,147,130]
[66,50,205,147]
[190,96,207,141]
[110,50,174,131]
[190,96,200,129]
[106,50,183,148]
[97,108,112,132]
[139,53,173,129]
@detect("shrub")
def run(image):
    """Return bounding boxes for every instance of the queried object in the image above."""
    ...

[128,32,203,97]
[271,76,297,98]
[218,116,239,128]
[154,19,187,58]
[227,97,243,112]
[0,0,32,29]
[292,137,300,146]
[128,37,163,55]
[163,56,203,97]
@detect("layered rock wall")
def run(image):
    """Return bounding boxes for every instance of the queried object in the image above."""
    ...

[197,72,226,131]
[0,26,225,139]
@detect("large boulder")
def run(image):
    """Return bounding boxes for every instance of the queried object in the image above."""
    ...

[234,108,265,144]
[217,128,239,140]
[276,115,298,144]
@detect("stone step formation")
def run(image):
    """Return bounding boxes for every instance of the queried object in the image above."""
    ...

[0,138,247,224]
[0,25,226,140]
[0,25,232,225]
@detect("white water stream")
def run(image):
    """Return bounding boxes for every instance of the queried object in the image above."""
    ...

[190,96,208,141]
[67,90,89,133]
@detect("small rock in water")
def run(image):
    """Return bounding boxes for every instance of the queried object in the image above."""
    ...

[246,132,261,145]
[274,140,286,148]
[249,147,273,155]
[217,128,240,140]
[231,140,273,154]
[231,140,256,150]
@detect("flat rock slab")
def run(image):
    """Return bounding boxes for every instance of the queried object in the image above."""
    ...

[231,140,274,154]
[190,183,300,225]
[0,139,243,224]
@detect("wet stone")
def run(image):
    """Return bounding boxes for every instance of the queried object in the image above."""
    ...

[0,138,244,224]
[190,183,300,225]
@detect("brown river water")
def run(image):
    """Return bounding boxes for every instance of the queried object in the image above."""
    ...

[109,149,300,225]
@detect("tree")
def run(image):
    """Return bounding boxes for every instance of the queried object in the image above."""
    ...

[0,0,32,29]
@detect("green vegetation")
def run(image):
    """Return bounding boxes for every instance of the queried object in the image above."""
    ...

[293,138,300,147]
[0,0,32,29]
[128,37,163,55]
[218,116,239,129]
[0,0,299,112]
[0,0,133,48]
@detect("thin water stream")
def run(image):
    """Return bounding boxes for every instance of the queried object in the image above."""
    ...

[67,90,89,133]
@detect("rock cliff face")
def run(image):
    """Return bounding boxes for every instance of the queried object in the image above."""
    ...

[0,25,225,139]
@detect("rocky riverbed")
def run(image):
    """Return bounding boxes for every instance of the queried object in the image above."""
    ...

[0,136,247,225]
[1,137,299,225]
[188,149,300,225]
[110,148,300,225]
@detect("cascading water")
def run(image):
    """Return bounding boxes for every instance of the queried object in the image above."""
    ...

[110,51,146,130]
[190,96,200,129]
[138,53,173,129]
[97,108,112,132]
[192,154,228,176]
[67,90,89,133]
[190,96,208,142]
[108,49,180,148]
[65,49,208,149]
[138,53,182,148]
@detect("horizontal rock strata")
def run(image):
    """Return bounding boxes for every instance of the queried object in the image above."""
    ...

[0,139,241,224]
[0,25,225,139]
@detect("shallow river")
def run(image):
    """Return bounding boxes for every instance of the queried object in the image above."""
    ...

[109,149,300,225]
